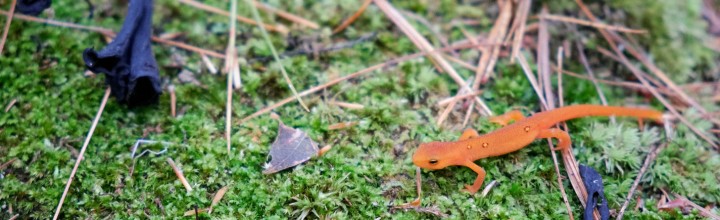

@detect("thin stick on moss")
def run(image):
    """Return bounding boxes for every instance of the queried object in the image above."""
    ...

[238,42,479,124]
[166,158,193,192]
[332,0,372,34]
[538,14,647,34]
[53,87,111,220]
[509,0,532,63]
[0,0,16,56]
[616,143,668,220]
[177,0,288,34]
[4,98,17,112]
[552,47,575,220]
[246,0,309,112]
[575,0,718,149]
[252,0,319,29]
[0,10,225,58]
[225,0,238,155]
[169,85,176,117]
[374,0,493,118]
[0,158,17,171]
[577,43,614,124]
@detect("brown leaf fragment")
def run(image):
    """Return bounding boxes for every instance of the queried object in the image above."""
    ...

[263,122,319,174]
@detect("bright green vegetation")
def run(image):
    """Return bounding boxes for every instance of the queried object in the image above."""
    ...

[1,0,718,219]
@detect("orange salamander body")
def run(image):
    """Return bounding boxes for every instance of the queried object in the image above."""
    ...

[412,105,663,194]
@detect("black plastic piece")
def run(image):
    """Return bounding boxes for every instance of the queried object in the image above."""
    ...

[580,164,610,220]
[83,0,160,107]
[16,0,51,16]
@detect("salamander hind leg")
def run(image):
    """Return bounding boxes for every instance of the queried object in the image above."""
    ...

[462,161,487,194]
[537,128,572,151]
[458,128,481,141]
[488,110,525,126]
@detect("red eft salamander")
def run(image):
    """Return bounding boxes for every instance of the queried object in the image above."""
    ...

[412,105,663,194]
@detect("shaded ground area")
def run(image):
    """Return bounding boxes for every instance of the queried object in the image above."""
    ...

[1,0,719,219]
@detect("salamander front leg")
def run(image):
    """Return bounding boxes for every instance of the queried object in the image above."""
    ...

[458,128,480,141]
[462,161,487,194]
[488,110,525,126]
[537,128,572,151]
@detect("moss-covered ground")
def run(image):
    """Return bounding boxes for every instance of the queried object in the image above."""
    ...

[1,0,719,219]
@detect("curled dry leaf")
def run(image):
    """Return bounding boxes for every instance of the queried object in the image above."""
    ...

[262,122,319,174]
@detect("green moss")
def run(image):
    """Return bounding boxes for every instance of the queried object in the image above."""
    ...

[1,0,718,219]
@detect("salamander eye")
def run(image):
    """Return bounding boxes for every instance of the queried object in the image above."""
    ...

[429,159,438,165]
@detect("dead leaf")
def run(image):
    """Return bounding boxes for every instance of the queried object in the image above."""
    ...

[263,122,319,174]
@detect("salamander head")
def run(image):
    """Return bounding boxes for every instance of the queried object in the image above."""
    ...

[413,141,455,170]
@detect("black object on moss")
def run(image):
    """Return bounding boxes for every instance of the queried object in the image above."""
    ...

[83,0,161,107]
[579,165,610,220]
[16,0,51,16]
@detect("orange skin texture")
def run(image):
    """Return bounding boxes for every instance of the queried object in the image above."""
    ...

[413,105,663,194]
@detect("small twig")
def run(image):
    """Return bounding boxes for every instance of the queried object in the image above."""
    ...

[8,214,19,220]
[53,87,111,220]
[509,0,532,63]
[0,0,17,56]
[538,14,647,34]
[0,158,17,171]
[436,90,483,106]
[575,0,718,149]
[4,98,17,112]
[169,85,176,117]
[577,43,614,124]
[0,10,224,58]
[327,121,358,130]
[616,143,668,220]
[252,0,319,29]
[201,55,218,74]
[154,198,166,216]
[374,0,493,117]
[332,0,372,34]
[166,158,193,193]
[551,46,575,220]
[238,42,480,124]
[246,0,309,112]
[671,193,720,220]
[328,101,364,109]
[480,180,497,197]
[225,0,238,155]
[177,0,288,34]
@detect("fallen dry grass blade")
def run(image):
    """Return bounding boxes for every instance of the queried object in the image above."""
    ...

[53,87,111,220]
[671,193,720,220]
[0,0,17,56]
[0,158,17,171]
[247,0,309,112]
[328,101,364,109]
[474,0,512,86]
[177,0,288,34]
[0,10,225,58]
[540,14,647,34]
[238,42,479,124]
[4,98,17,112]
[209,186,230,213]
[374,0,493,118]
[616,143,668,220]
[169,85,176,117]
[166,158,193,193]
[548,45,575,220]
[509,0,533,63]
[225,0,239,155]
[575,0,718,149]
[332,0,372,34]
[252,0,319,29]
[576,43,614,124]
